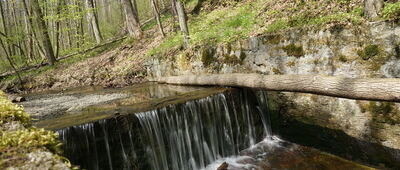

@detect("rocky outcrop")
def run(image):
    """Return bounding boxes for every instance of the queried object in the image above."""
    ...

[147,21,400,168]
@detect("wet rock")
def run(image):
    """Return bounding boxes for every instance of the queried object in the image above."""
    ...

[217,162,228,170]
[8,95,26,103]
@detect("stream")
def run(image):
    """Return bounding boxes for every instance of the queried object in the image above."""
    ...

[21,83,375,170]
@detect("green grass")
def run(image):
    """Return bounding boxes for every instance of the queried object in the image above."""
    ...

[142,14,173,31]
[190,3,257,44]
[147,0,367,58]
[265,7,363,33]
[147,1,259,57]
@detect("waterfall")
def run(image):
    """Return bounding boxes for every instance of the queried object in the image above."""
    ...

[57,89,272,170]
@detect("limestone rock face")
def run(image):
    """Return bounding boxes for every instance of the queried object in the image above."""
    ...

[16,151,70,170]
[147,22,400,166]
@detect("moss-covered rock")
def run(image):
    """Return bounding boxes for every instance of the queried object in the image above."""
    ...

[0,91,72,169]
[282,44,304,58]
[358,44,380,60]
[366,101,400,125]
[199,47,216,67]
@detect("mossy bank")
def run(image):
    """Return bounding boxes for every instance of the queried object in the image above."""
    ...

[0,91,72,169]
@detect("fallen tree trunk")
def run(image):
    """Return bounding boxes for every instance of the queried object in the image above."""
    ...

[157,73,400,102]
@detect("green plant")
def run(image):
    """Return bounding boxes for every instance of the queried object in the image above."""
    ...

[265,19,289,33]
[0,91,31,125]
[382,2,400,20]
[358,44,380,60]
[282,44,304,58]
[367,101,400,124]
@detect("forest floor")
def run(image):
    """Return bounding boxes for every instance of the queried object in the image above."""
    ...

[0,19,170,93]
[1,0,397,94]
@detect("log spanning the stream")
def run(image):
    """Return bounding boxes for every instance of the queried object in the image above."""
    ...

[157,73,400,102]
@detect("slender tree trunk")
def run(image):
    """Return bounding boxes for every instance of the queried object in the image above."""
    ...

[104,0,112,23]
[191,0,205,15]
[131,0,140,22]
[151,0,165,37]
[0,38,22,87]
[31,0,56,65]
[175,0,189,47]
[23,9,34,63]
[158,74,400,102]
[22,0,46,62]
[0,1,13,59]
[170,0,178,32]
[54,0,64,58]
[122,0,143,38]
[364,0,384,19]
[86,0,103,44]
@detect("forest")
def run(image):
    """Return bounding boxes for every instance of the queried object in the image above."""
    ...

[0,0,186,86]
[1,0,400,169]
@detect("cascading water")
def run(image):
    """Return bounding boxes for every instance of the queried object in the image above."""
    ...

[57,89,272,170]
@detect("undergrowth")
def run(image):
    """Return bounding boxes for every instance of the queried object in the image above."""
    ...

[148,0,366,57]
[382,2,400,21]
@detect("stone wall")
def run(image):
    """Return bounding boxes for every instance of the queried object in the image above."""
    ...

[147,22,400,168]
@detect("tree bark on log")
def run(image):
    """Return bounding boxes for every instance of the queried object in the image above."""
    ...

[157,74,400,102]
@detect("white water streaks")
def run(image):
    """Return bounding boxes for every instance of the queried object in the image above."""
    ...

[57,89,272,170]
[201,136,284,170]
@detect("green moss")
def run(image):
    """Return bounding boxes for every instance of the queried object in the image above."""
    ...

[239,51,247,61]
[357,45,379,60]
[356,44,387,72]
[221,54,242,65]
[0,91,71,169]
[0,91,31,125]
[395,44,400,59]
[199,48,216,66]
[265,34,282,44]
[382,2,400,21]
[272,67,283,75]
[367,101,400,125]
[282,44,304,58]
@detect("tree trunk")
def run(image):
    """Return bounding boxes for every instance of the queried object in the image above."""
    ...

[170,0,178,32]
[364,0,384,19]
[54,0,64,58]
[22,0,34,63]
[122,0,143,38]
[0,38,22,87]
[175,0,189,47]
[86,0,103,44]
[31,0,56,65]
[157,74,400,102]
[0,1,12,59]
[151,0,165,37]
[103,0,112,23]
[191,0,205,15]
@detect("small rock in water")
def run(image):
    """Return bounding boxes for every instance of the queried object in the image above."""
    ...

[8,95,26,102]
[217,162,229,170]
